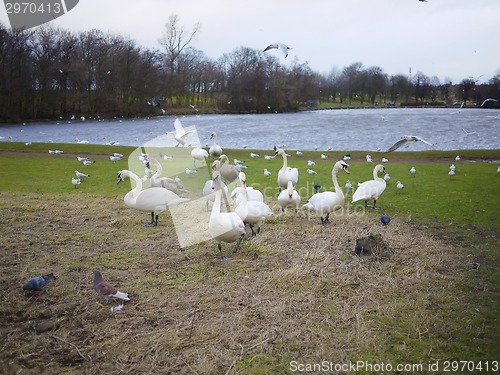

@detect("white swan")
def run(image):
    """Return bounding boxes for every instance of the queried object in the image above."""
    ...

[117,169,189,226]
[149,158,189,195]
[167,118,195,147]
[303,160,350,224]
[190,143,209,168]
[209,132,223,157]
[352,164,387,209]
[274,148,298,190]
[232,186,273,236]
[277,180,302,213]
[215,155,240,184]
[208,171,245,259]
[232,171,264,206]
[203,177,228,211]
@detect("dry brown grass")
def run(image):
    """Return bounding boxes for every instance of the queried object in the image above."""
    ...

[0,191,476,374]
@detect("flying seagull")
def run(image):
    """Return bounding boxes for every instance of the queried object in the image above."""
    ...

[263,42,291,58]
[385,135,433,152]
[480,98,498,107]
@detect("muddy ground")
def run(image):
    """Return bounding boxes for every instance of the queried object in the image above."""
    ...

[0,191,484,374]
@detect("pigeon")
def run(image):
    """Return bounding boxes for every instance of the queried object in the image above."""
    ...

[385,136,433,152]
[23,273,57,292]
[380,213,391,225]
[313,183,321,193]
[92,270,130,303]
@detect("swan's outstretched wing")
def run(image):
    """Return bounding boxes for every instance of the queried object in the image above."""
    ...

[173,118,184,132]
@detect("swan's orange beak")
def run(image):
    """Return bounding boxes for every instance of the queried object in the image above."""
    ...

[343,166,350,174]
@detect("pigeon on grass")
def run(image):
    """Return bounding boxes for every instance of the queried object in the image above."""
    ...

[23,273,57,292]
[92,270,130,305]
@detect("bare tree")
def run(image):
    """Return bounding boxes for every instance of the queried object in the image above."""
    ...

[158,14,201,103]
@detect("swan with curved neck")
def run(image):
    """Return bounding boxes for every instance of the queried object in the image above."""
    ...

[274,148,298,190]
[232,186,273,237]
[216,154,240,184]
[208,171,245,259]
[352,164,387,209]
[117,169,189,226]
[149,158,188,195]
[303,160,350,224]
[209,132,223,157]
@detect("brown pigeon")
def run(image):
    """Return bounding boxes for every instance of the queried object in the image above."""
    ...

[92,270,130,303]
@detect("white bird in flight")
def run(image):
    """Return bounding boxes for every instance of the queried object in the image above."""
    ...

[480,98,498,107]
[385,135,433,152]
[263,42,291,58]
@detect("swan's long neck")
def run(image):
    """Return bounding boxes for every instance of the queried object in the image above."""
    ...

[127,171,143,198]
[373,168,384,182]
[212,189,222,216]
[332,166,344,198]
[212,134,218,145]
[281,152,288,169]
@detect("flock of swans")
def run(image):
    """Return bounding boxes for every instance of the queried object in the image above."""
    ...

[114,139,402,258]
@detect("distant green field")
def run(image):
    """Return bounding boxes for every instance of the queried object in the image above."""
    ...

[1,143,499,231]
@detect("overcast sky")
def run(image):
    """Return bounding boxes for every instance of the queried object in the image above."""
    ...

[1,0,499,84]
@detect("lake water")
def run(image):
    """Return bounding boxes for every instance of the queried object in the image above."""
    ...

[1,108,499,151]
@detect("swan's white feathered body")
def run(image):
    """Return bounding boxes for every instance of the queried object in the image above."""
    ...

[278,180,302,211]
[209,132,223,157]
[118,169,189,225]
[209,171,245,256]
[352,164,387,208]
[233,187,273,235]
[274,148,298,189]
[303,161,350,222]
[167,118,195,147]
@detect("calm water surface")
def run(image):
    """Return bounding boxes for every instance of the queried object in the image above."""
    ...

[1,108,498,151]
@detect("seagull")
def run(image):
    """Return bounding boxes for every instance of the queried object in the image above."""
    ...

[82,160,95,166]
[448,170,456,178]
[296,151,303,156]
[449,164,456,172]
[185,167,198,175]
[307,160,316,167]
[109,155,122,161]
[385,136,433,152]
[462,128,477,136]
[496,166,500,173]
[382,157,389,163]
[75,170,89,178]
[480,98,498,107]
[320,154,328,159]
[345,180,352,189]
[306,168,317,175]
[384,173,391,182]
[263,168,272,177]
[396,181,405,190]
[72,177,81,187]
[250,152,260,158]
[263,42,292,58]
[264,155,274,160]
[409,166,416,177]
[455,155,461,161]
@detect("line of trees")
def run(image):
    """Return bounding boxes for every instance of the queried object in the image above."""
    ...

[1,16,499,122]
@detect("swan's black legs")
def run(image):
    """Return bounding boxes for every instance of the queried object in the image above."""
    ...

[320,213,330,225]
[232,233,245,253]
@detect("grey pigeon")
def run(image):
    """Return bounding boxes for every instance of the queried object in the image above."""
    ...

[23,273,57,292]
[92,270,130,303]
[380,213,391,225]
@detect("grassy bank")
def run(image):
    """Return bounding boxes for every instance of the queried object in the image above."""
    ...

[0,143,499,374]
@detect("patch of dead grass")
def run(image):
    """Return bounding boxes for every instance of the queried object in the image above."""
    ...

[0,191,481,374]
